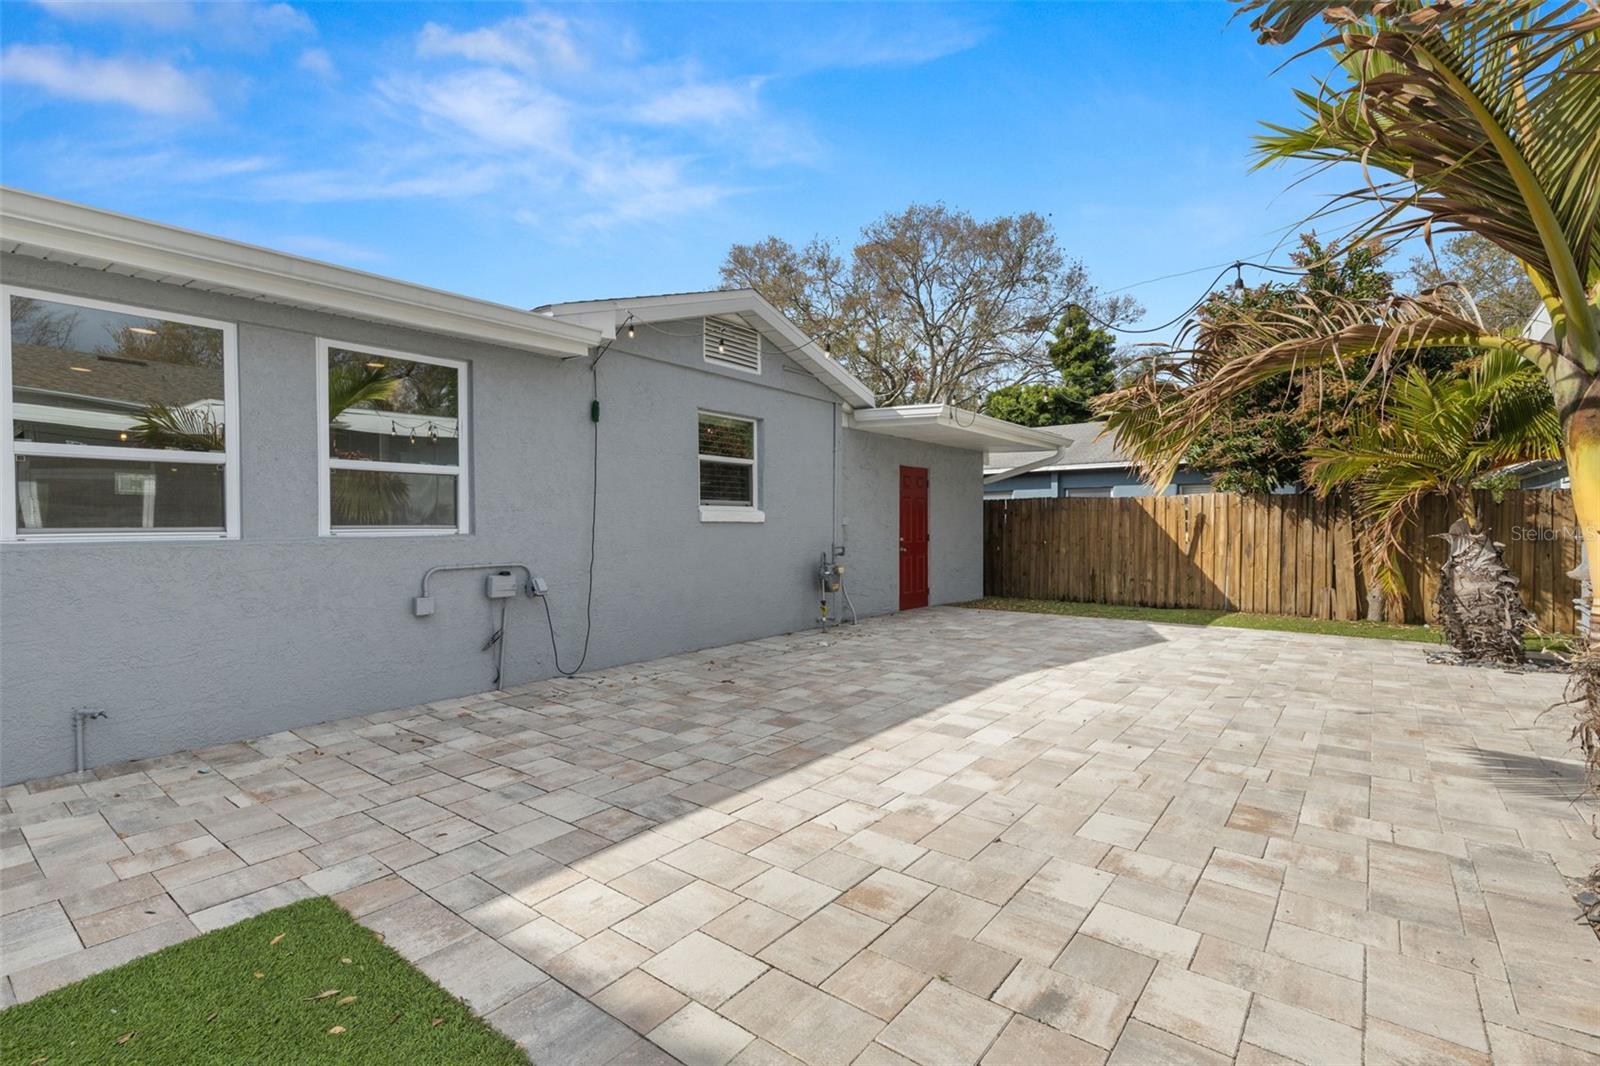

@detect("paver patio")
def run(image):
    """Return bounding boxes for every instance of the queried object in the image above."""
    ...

[3,607,1597,1064]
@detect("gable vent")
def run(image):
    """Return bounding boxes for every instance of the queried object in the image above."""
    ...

[704,316,761,372]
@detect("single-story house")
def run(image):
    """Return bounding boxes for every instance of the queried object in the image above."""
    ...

[982,420,1213,499]
[0,188,1059,785]
[983,421,1569,499]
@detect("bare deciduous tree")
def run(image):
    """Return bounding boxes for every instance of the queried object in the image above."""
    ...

[720,203,1137,406]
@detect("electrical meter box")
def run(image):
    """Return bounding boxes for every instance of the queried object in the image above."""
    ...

[485,572,521,599]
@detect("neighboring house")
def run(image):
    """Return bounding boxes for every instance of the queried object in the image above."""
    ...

[0,188,1059,784]
[982,421,1213,499]
[985,422,1566,498]
[1497,458,1569,490]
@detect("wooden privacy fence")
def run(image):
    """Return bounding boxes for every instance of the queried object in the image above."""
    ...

[983,490,1584,633]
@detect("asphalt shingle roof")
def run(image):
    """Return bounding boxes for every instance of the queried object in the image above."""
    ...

[10,343,222,408]
[985,420,1130,470]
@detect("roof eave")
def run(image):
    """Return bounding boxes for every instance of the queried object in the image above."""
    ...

[850,404,1068,453]
[1,187,602,359]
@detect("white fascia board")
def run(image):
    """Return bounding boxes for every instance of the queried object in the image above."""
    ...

[1,187,601,358]
[983,459,1136,474]
[851,404,1067,453]
[981,459,1190,475]
[540,289,878,408]
[983,446,1072,486]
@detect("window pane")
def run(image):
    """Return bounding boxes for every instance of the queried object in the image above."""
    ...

[331,468,457,528]
[700,460,753,506]
[328,347,459,465]
[10,295,226,452]
[698,414,754,460]
[14,455,224,532]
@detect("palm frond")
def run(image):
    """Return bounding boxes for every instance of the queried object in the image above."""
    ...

[1098,290,1554,486]
[131,403,225,452]
[1303,341,1560,605]
[1238,0,1600,365]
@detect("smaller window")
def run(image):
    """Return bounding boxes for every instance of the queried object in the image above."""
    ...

[704,316,761,373]
[317,340,468,536]
[698,410,762,522]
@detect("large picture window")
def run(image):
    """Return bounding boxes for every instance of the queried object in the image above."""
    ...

[698,410,762,522]
[317,340,468,535]
[2,287,239,540]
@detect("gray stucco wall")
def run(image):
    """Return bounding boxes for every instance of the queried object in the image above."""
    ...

[0,257,983,784]
[840,428,983,614]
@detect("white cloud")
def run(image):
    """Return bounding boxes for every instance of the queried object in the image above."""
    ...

[254,161,508,203]
[784,10,987,71]
[378,10,775,227]
[385,68,570,150]
[31,1,195,29]
[416,11,583,73]
[248,3,313,37]
[3,6,808,231]
[298,47,336,81]
[33,0,315,40]
[0,44,212,117]
[634,81,760,126]
[571,155,733,229]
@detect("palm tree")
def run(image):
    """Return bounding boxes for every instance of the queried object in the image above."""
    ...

[131,402,225,452]
[1099,0,1598,744]
[1307,348,1562,660]
[326,360,410,526]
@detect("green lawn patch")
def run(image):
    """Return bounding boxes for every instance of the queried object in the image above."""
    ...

[961,598,1579,653]
[961,596,1444,644]
[0,897,525,1066]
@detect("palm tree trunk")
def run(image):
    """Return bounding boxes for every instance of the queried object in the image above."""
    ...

[1569,383,1600,639]
[1434,517,1532,664]
[1565,377,1600,779]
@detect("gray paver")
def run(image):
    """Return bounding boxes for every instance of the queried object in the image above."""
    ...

[2,609,1591,1066]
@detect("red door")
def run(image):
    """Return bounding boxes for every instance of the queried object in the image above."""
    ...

[899,466,929,610]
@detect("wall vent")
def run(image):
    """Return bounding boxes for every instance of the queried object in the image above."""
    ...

[704,316,761,372]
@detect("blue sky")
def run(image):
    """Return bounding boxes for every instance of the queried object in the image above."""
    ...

[0,1,1361,344]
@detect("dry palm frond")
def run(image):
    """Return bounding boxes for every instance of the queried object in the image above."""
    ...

[1240,1,1600,350]
[1097,289,1557,488]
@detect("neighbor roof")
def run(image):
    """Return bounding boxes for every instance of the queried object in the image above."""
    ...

[11,343,221,408]
[537,289,877,409]
[983,420,1138,474]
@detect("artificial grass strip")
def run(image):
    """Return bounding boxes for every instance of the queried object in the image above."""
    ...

[960,596,1444,644]
[962,596,1580,652]
[0,896,525,1066]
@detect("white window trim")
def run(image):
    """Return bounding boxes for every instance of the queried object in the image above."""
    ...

[1,284,240,543]
[697,409,762,523]
[316,338,470,537]
[700,505,765,523]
